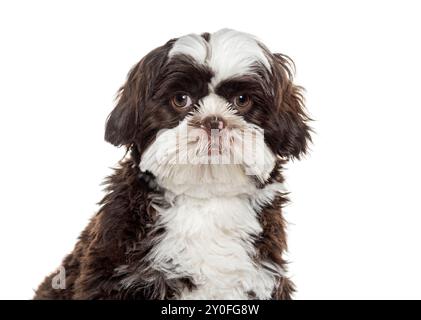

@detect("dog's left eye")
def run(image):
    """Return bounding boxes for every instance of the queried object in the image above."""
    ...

[170,93,192,108]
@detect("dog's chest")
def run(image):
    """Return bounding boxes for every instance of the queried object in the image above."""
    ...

[149,194,277,299]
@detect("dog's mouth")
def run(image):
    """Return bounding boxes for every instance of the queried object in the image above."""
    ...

[188,127,231,158]
[139,118,276,187]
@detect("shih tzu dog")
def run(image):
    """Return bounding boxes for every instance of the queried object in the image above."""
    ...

[35,29,311,300]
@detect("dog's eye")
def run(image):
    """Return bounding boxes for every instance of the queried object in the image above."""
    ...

[170,93,192,108]
[233,95,252,109]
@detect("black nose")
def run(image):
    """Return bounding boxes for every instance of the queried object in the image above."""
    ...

[201,115,225,131]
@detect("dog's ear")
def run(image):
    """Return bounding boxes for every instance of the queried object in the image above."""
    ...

[272,53,312,159]
[105,61,144,147]
[105,41,174,147]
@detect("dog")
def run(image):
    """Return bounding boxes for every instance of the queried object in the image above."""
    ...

[34,29,311,300]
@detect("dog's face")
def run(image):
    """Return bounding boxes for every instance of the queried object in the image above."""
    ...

[105,29,310,192]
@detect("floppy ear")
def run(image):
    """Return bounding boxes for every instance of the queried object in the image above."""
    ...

[105,61,143,147]
[272,53,312,159]
[105,41,175,147]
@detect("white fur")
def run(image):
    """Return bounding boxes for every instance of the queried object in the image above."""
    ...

[145,182,284,300]
[169,29,271,86]
[168,34,209,65]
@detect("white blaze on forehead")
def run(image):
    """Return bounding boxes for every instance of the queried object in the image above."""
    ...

[168,29,270,85]
[168,34,209,65]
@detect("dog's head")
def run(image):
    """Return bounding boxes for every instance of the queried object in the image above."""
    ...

[105,29,311,192]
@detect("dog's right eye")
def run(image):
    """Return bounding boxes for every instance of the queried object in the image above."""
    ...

[170,93,192,108]
[233,94,252,109]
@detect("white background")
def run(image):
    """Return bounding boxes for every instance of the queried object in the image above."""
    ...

[1,0,420,300]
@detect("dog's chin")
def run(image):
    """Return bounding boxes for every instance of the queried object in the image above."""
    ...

[139,119,276,198]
